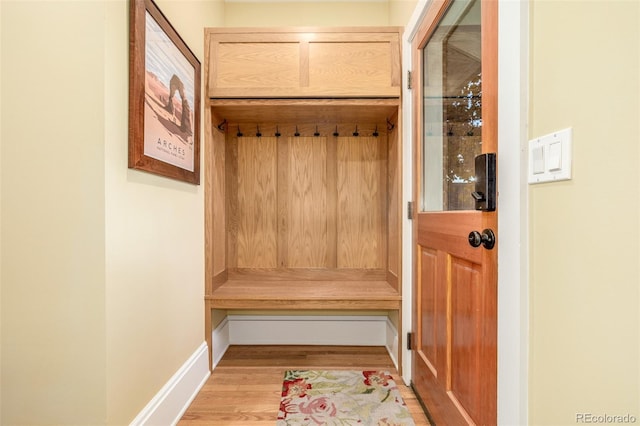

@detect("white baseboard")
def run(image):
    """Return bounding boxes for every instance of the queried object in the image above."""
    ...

[228,315,388,345]
[212,316,230,368]
[211,315,399,368]
[130,342,210,426]
[385,319,399,370]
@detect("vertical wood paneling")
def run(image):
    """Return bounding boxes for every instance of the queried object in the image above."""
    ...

[450,256,482,423]
[225,127,393,272]
[207,40,219,99]
[389,38,401,87]
[236,136,278,268]
[212,117,227,280]
[378,135,389,269]
[387,121,400,280]
[277,135,289,268]
[326,135,338,268]
[419,247,438,371]
[337,136,385,268]
[204,108,215,295]
[286,136,328,267]
[438,251,450,385]
[226,135,238,269]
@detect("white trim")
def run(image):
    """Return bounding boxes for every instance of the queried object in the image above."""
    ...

[385,318,399,370]
[401,0,530,422]
[400,8,418,386]
[212,317,230,368]
[405,0,431,43]
[130,342,210,426]
[497,0,529,424]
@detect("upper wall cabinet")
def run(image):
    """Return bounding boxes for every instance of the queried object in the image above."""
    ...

[205,27,402,99]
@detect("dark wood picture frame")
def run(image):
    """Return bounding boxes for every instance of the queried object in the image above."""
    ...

[129,0,201,184]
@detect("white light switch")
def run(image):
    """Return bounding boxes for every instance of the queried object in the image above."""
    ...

[532,146,545,174]
[528,127,572,184]
[548,141,562,171]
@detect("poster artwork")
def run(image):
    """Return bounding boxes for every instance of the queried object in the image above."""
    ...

[143,11,196,172]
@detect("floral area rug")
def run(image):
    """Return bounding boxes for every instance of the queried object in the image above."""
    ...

[277,370,416,425]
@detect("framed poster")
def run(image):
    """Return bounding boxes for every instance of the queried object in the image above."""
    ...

[128,0,201,184]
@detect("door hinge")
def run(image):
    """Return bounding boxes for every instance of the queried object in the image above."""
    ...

[407,332,414,350]
[407,201,415,220]
[407,70,413,90]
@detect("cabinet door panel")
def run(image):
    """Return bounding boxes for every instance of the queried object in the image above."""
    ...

[216,42,300,89]
[309,42,392,94]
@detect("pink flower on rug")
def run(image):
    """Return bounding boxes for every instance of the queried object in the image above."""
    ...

[282,378,311,397]
[298,396,338,424]
[278,397,301,419]
[363,371,390,387]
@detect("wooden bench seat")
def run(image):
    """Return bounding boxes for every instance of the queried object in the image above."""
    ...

[207,280,401,310]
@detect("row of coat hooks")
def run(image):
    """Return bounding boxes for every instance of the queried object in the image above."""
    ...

[216,119,395,137]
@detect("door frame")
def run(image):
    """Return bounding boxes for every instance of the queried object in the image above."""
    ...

[400,0,530,424]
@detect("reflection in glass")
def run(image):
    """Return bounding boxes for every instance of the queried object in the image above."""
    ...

[421,0,481,212]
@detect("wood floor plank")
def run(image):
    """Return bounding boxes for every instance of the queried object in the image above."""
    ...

[179,345,430,425]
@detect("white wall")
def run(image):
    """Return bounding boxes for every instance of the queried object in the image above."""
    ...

[224,0,415,27]
[1,0,223,424]
[1,1,107,423]
[529,1,640,423]
[225,1,388,26]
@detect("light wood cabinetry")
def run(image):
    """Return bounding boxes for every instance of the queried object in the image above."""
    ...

[205,27,401,98]
[204,27,403,371]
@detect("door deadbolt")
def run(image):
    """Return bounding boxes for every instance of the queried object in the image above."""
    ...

[468,229,496,250]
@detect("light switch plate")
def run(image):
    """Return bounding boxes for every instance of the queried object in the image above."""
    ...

[528,127,572,184]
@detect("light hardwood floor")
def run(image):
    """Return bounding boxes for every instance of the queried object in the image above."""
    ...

[180,345,430,425]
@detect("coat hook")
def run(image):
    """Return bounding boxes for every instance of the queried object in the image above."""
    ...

[314,125,320,137]
[294,125,300,137]
[217,119,227,132]
[353,125,359,137]
[333,125,339,137]
[373,125,379,137]
[237,126,243,137]
[275,125,281,137]
[386,118,395,131]
[256,125,262,137]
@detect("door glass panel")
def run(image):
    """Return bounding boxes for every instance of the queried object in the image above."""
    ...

[421,0,482,212]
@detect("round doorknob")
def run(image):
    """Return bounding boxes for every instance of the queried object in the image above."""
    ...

[468,229,496,250]
[468,231,482,247]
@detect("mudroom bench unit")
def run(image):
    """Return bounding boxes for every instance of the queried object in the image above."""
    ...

[207,271,401,310]
[203,27,404,371]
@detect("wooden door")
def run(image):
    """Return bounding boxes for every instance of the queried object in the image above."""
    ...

[411,0,497,425]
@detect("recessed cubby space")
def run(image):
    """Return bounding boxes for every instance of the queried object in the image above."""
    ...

[206,106,401,294]
[203,28,403,371]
